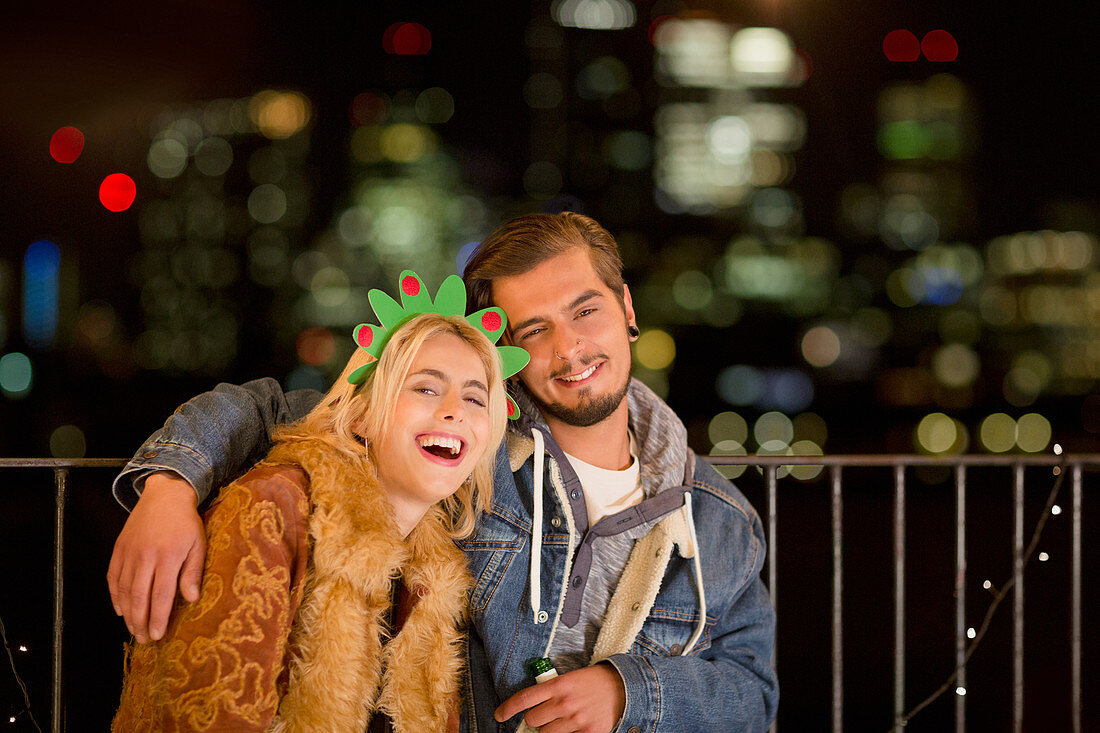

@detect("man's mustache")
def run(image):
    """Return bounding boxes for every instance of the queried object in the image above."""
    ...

[549,352,608,380]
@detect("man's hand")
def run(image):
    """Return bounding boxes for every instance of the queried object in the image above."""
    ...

[494,663,626,733]
[106,471,205,643]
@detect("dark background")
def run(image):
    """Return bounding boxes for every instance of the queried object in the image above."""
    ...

[1,1,1097,730]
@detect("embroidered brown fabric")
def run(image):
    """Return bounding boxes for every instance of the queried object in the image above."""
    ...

[113,466,310,731]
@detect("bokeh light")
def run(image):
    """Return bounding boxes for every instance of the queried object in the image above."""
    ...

[916,412,966,454]
[922,30,959,62]
[49,126,85,163]
[383,22,432,54]
[415,87,455,124]
[247,184,287,224]
[730,27,794,82]
[194,137,233,176]
[710,439,747,479]
[931,343,980,388]
[23,240,59,348]
[980,413,1016,453]
[717,364,763,406]
[49,425,87,458]
[250,90,311,139]
[552,0,636,30]
[1015,413,1052,453]
[883,29,921,62]
[793,412,828,446]
[148,133,189,179]
[708,411,748,446]
[635,329,675,370]
[99,173,137,212]
[755,411,794,445]
[789,440,824,481]
[296,328,336,366]
[802,326,840,367]
[0,352,33,397]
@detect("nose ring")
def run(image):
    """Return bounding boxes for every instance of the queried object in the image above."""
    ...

[555,339,580,360]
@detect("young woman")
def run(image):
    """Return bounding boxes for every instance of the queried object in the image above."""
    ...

[113,303,513,732]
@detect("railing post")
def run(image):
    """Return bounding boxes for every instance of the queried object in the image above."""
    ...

[831,466,843,733]
[767,465,778,733]
[955,464,967,732]
[893,464,905,732]
[52,468,68,733]
[1071,463,1082,733]
[1012,464,1024,733]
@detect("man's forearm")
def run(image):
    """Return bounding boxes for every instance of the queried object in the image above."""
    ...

[112,378,322,509]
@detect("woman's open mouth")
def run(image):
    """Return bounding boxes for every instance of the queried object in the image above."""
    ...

[416,433,466,464]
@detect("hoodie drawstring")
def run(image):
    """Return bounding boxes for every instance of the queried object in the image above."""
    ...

[681,492,708,656]
[530,429,545,623]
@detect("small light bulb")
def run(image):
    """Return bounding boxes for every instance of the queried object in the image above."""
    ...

[1053,443,1063,455]
[1052,505,1062,515]
[955,686,967,696]
[17,645,26,652]
[967,627,976,639]
[1039,552,1049,562]
[982,580,992,590]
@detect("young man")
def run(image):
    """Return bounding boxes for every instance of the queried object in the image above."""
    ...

[109,212,778,731]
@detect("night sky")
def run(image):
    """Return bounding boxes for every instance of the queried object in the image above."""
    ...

[1,1,1097,730]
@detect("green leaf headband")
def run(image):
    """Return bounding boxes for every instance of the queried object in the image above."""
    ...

[349,270,530,420]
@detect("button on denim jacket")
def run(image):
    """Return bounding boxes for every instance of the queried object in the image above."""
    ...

[114,378,778,732]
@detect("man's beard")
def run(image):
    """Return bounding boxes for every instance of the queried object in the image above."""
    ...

[533,360,630,428]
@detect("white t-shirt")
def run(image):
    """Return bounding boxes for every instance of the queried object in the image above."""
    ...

[562,435,642,526]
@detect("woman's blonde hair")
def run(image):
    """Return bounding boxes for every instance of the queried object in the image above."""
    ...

[275,313,507,539]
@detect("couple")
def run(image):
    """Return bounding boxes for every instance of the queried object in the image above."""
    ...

[109,213,779,732]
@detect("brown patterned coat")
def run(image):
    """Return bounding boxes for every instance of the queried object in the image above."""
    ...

[113,437,470,732]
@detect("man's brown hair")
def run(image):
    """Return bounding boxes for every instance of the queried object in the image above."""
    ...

[463,212,625,312]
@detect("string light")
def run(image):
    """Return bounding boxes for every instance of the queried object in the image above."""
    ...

[1052,505,1062,515]
[1039,552,1049,562]
[967,627,976,639]
[955,686,966,696]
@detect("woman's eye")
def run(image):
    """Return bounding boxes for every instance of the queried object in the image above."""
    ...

[465,396,486,407]
[415,386,438,396]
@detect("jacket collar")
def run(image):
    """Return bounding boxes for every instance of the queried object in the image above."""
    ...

[507,378,690,497]
[265,437,469,733]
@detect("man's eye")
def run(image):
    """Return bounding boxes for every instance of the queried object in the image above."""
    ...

[522,328,543,339]
[578,308,595,317]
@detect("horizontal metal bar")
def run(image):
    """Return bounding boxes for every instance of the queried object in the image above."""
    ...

[0,458,128,468]
[703,454,1099,467]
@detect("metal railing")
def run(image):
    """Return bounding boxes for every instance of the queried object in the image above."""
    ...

[0,454,1091,732]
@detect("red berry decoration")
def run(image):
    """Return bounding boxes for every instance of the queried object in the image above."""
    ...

[356,326,373,348]
[482,311,502,331]
[402,276,420,296]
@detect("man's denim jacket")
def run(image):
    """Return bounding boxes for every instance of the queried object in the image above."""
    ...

[114,378,778,731]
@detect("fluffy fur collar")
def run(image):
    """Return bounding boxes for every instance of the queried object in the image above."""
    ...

[264,437,470,733]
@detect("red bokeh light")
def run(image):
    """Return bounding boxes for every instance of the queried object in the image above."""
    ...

[349,91,388,126]
[49,126,85,163]
[883,29,920,62]
[98,173,137,212]
[383,22,431,55]
[921,30,958,62]
[648,16,673,45]
[297,328,336,366]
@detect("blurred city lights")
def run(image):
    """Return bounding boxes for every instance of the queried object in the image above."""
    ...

[296,327,336,366]
[49,425,87,458]
[730,28,794,84]
[194,136,233,176]
[379,123,435,162]
[604,130,650,171]
[883,30,921,62]
[23,240,60,348]
[414,87,455,124]
[383,22,432,54]
[980,413,1017,453]
[922,30,959,62]
[49,126,84,163]
[710,439,747,479]
[801,326,840,367]
[717,364,764,406]
[99,173,137,212]
[552,0,636,30]
[916,412,964,454]
[249,90,311,139]
[634,328,675,370]
[755,411,794,445]
[247,184,287,224]
[524,73,565,109]
[653,18,731,88]
[788,440,824,480]
[671,270,713,310]
[576,57,630,100]
[349,91,389,126]
[0,352,33,397]
[708,411,748,446]
[931,343,980,388]
[1015,413,1052,452]
[147,134,188,178]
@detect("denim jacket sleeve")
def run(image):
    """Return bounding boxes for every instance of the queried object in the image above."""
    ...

[603,463,779,732]
[111,378,323,511]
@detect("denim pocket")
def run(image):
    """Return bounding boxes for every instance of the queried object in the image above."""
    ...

[633,607,713,656]
[459,506,526,613]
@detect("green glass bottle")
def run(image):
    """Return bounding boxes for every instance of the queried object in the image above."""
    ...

[528,657,559,684]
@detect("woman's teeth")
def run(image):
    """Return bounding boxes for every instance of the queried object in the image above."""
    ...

[560,364,597,382]
[417,435,461,457]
